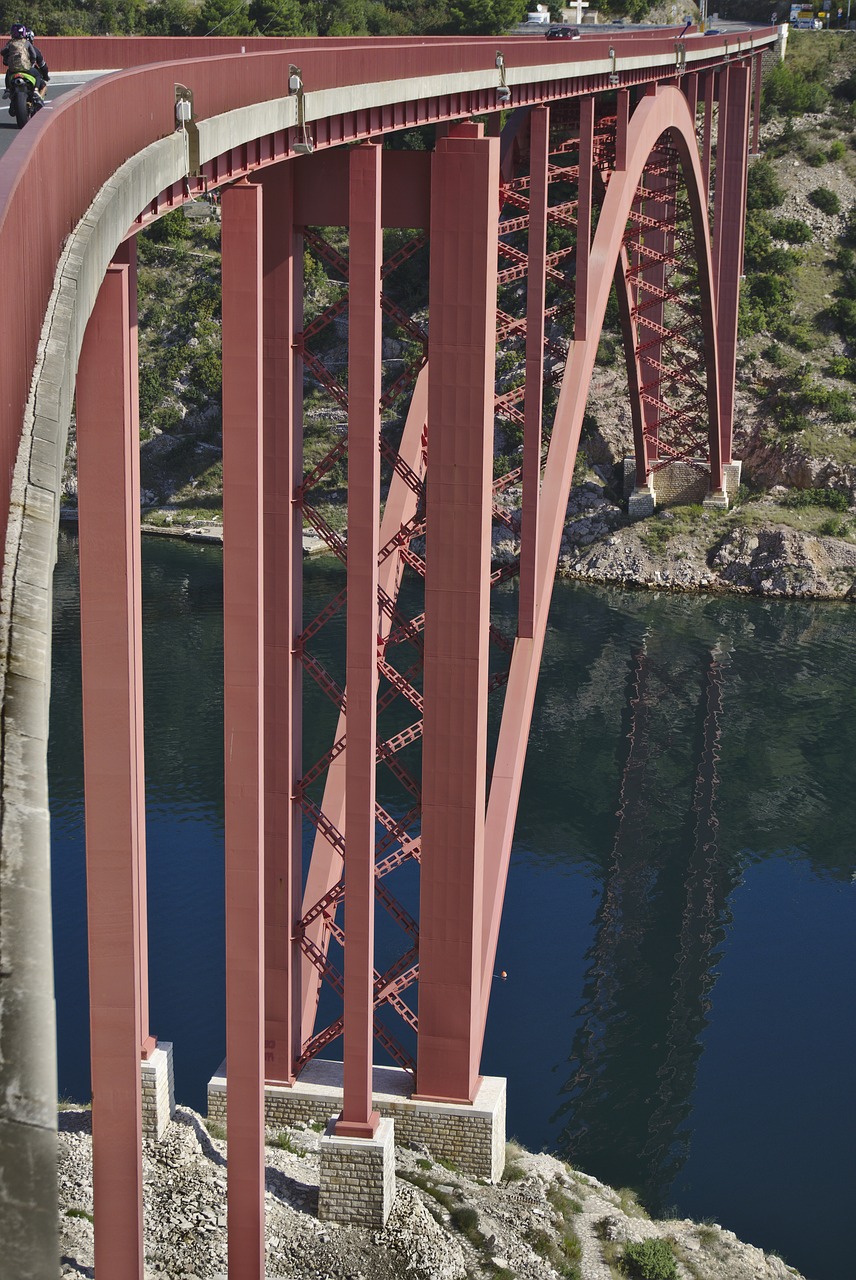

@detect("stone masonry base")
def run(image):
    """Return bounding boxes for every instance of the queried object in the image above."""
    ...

[141,1041,175,1141]
[623,457,742,515]
[208,1058,506,1182]
[318,1116,396,1227]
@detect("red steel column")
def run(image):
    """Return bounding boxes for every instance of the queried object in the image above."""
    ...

[418,123,498,1103]
[77,262,146,1280]
[257,163,303,1087]
[712,61,751,477]
[520,105,549,640]
[575,95,594,341]
[751,52,763,156]
[615,88,630,172]
[112,236,156,1065]
[701,71,715,198]
[222,178,265,1279]
[336,141,383,1139]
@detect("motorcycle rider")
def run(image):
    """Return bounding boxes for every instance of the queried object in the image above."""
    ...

[2,23,49,113]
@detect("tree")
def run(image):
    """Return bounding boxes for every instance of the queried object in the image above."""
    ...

[144,0,199,35]
[195,0,255,35]
[249,0,305,34]
[445,0,524,34]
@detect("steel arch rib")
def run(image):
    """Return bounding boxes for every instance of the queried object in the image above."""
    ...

[479,84,722,1029]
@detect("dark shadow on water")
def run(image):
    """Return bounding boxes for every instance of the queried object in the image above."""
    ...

[552,639,740,1211]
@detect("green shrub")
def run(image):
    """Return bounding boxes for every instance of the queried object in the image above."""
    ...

[762,62,829,116]
[805,147,826,168]
[621,1238,678,1280]
[818,515,849,536]
[829,295,856,335]
[146,208,193,244]
[747,159,784,210]
[828,140,847,161]
[769,217,812,244]
[763,343,790,368]
[808,187,841,215]
[836,71,856,103]
[450,1204,480,1235]
[782,487,849,511]
[826,355,856,381]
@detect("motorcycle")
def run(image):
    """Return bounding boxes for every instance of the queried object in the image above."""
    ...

[7,70,42,129]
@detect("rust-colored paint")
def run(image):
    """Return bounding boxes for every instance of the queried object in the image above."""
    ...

[77,262,146,1280]
[520,105,549,640]
[0,39,766,1265]
[257,163,304,1088]
[337,141,383,1138]
[222,179,266,1279]
[712,61,751,476]
[418,124,498,1104]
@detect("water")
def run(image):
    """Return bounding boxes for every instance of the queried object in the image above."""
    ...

[49,528,856,1280]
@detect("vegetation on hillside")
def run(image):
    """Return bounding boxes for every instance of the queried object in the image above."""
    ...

[733,31,856,491]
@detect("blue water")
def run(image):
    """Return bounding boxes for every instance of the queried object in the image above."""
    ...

[49,529,856,1280]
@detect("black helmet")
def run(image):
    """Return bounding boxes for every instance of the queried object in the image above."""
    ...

[10,23,27,37]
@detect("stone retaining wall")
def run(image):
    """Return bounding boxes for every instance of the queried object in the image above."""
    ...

[208,1059,506,1181]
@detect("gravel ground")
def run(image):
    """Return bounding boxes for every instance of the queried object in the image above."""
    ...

[58,1108,809,1280]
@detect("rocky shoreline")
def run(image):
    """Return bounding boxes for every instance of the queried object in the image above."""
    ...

[58,1105,808,1280]
[63,489,856,602]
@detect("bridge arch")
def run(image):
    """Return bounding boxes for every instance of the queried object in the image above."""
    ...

[482,81,723,1019]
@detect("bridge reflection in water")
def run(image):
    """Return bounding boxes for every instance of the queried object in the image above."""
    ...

[554,640,739,1205]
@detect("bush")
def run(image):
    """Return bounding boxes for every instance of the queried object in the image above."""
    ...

[826,355,856,381]
[747,159,784,210]
[762,62,829,116]
[829,296,856,335]
[782,488,849,511]
[818,515,849,537]
[621,1238,678,1280]
[450,1204,479,1235]
[808,187,841,215]
[828,140,847,162]
[769,217,812,244]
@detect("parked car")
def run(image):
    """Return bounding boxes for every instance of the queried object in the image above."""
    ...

[546,24,581,38]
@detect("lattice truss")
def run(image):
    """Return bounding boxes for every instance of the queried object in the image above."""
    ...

[292,99,714,1073]
[296,206,522,1071]
[612,130,712,473]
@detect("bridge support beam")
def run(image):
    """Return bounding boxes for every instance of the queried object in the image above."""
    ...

[77,259,150,1280]
[520,105,549,640]
[418,123,498,1104]
[337,140,383,1140]
[712,61,751,487]
[222,178,266,1280]
[258,163,303,1090]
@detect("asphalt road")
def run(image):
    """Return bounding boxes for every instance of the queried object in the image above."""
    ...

[0,77,98,162]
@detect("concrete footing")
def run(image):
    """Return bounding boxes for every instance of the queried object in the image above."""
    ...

[141,1040,175,1141]
[318,1116,396,1227]
[624,457,742,516]
[208,1058,507,1182]
[627,485,655,518]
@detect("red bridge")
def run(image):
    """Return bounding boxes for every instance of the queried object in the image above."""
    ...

[0,26,779,1278]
